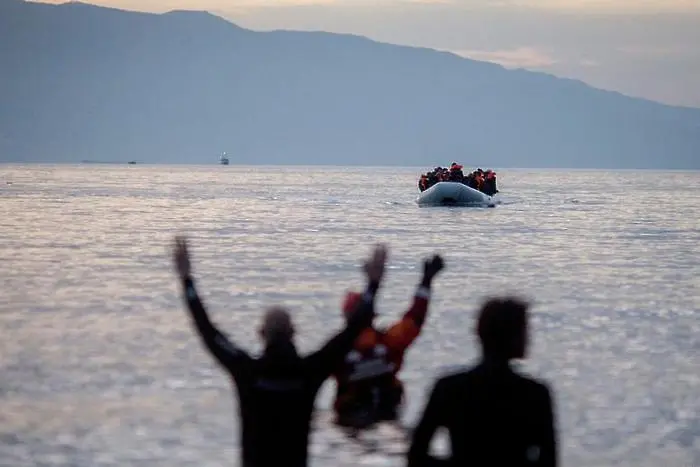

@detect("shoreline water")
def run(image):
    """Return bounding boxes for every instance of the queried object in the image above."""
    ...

[1,164,698,466]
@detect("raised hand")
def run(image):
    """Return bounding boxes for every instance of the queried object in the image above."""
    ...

[173,235,192,281]
[362,244,388,284]
[422,255,445,282]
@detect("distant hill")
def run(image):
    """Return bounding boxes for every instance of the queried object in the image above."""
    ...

[1,0,699,168]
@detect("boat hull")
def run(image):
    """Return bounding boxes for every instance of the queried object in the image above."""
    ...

[416,182,493,206]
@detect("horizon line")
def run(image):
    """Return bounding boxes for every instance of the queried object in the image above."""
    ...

[2,162,699,172]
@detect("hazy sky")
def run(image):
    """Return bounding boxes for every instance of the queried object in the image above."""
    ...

[38,0,700,108]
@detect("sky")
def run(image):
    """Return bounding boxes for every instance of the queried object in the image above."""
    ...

[37,0,700,108]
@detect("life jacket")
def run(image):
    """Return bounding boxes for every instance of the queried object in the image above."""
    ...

[334,328,404,415]
[335,288,430,419]
[344,335,395,383]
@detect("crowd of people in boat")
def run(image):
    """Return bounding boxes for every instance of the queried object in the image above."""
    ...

[418,162,499,196]
[174,237,557,467]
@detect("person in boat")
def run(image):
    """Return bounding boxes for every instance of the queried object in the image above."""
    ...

[441,167,450,181]
[427,169,439,189]
[420,168,441,191]
[465,169,484,192]
[449,162,464,182]
[419,174,429,192]
[476,169,486,191]
[465,171,478,190]
[462,171,473,187]
[173,236,388,467]
[462,168,498,195]
[407,297,558,467]
[482,170,499,196]
[332,254,445,431]
[431,167,444,183]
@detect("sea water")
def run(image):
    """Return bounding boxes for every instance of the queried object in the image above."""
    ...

[1,164,698,466]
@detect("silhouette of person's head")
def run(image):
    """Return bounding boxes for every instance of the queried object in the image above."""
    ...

[476,297,529,361]
[259,306,295,346]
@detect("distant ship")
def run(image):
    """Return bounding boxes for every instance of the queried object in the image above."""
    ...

[220,152,230,165]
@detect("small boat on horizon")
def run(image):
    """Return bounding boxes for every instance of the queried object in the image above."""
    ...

[220,152,229,165]
[416,163,498,207]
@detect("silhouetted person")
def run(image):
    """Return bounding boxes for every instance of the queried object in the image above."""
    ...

[407,297,557,467]
[173,236,389,467]
[332,254,445,431]
[482,170,499,196]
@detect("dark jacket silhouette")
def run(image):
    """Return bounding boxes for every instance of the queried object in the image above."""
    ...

[407,297,557,467]
[407,361,556,467]
[182,277,377,467]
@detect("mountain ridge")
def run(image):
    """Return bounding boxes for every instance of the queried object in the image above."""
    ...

[1,0,699,168]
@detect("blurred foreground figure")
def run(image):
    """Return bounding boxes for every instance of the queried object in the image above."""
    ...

[173,236,387,467]
[332,254,445,431]
[407,297,558,467]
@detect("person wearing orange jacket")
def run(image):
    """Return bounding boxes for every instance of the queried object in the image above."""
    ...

[419,174,428,192]
[332,254,445,430]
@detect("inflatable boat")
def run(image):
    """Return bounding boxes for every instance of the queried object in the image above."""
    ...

[416,181,493,207]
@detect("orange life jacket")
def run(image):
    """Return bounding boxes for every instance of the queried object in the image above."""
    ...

[420,175,427,190]
[334,289,430,413]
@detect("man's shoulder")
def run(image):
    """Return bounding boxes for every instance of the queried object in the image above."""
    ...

[511,367,554,399]
[214,332,251,359]
[435,363,552,391]
[510,363,550,385]
[433,364,478,385]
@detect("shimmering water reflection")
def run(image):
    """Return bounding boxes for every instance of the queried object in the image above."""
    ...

[1,165,698,466]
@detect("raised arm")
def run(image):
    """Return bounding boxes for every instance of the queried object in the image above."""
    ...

[174,236,252,375]
[384,255,444,353]
[306,244,388,377]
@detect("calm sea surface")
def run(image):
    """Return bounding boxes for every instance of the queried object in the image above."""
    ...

[1,164,699,467]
